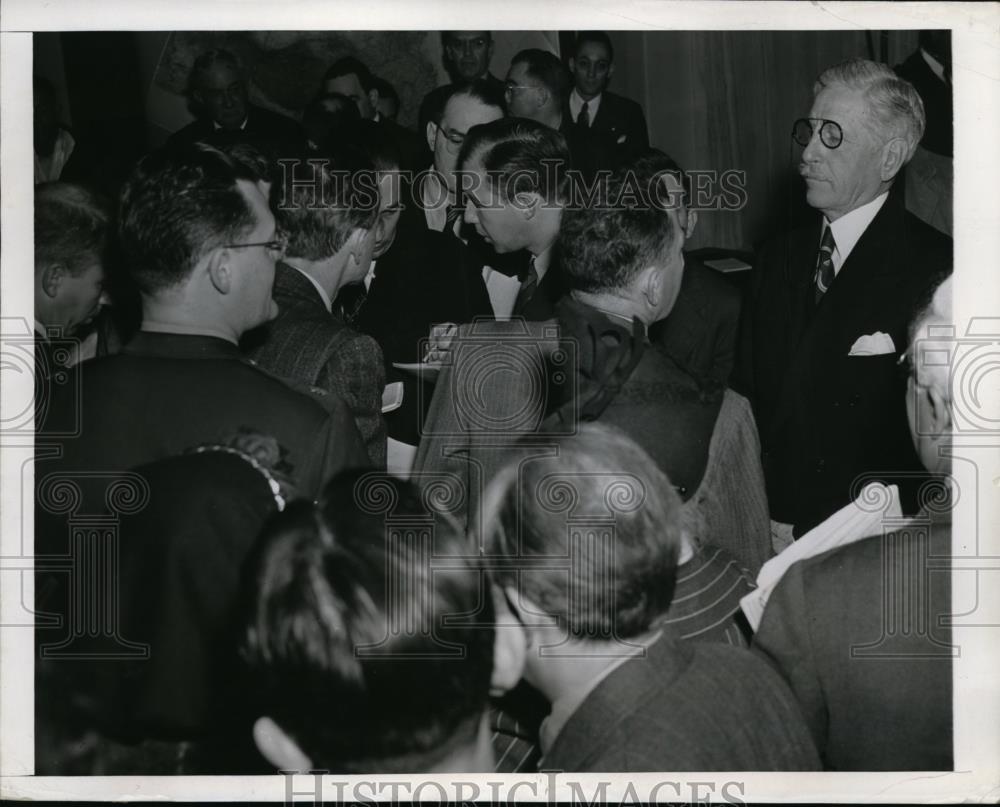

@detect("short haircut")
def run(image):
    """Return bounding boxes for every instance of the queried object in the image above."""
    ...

[573,31,614,61]
[510,48,571,107]
[456,117,570,204]
[557,159,682,293]
[242,471,495,773]
[371,75,399,105]
[482,423,682,640]
[323,56,375,94]
[34,182,111,276]
[440,78,506,125]
[631,148,692,206]
[189,48,243,93]
[275,148,380,261]
[118,142,259,294]
[814,57,925,162]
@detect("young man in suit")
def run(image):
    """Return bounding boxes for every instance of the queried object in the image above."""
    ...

[169,49,304,159]
[738,58,952,538]
[243,472,525,773]
[753,275,955,770]
[243,147,388,467]
[567,31,649,169]
[37,143,367,501]
[482,424,819,772]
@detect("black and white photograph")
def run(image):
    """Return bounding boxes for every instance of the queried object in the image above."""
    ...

[2,1,998,802]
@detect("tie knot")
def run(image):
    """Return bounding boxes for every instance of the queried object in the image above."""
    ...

[820,225,836,255]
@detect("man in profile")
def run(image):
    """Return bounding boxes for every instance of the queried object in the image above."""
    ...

[39,143,367,501]
[243,472,525,773]
[169,48,304,158]
[739,58,952,538]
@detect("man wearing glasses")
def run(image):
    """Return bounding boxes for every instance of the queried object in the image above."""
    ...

[418,32,505,139]
[39,143,368,501]
[738,58,952,541]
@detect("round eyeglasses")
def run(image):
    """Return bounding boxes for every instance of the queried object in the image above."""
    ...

[792,117,844,149]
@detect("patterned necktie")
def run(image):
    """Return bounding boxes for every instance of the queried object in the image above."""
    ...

[814,225,837,303]
[577,101,590,129]
[513,258,539,316]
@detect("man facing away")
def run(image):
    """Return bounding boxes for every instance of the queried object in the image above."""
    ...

[242,472,525,773]
[482,423,819,772]
[243,148,388,467]
[738,57,952,539]
[38,143,367,506]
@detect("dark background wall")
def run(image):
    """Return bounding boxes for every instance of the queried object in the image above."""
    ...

[33,29,923,250]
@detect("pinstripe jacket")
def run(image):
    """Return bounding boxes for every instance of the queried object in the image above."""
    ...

[246,262,387,467]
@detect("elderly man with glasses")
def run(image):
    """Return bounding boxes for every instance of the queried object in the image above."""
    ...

[737,57,952,542]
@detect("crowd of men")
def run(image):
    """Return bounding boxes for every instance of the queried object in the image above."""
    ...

[32,31,955,776]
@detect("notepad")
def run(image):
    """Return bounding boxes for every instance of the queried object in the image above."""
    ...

[705,257,752,274]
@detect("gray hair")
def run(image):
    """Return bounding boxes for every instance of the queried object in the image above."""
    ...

[815,58,925,163]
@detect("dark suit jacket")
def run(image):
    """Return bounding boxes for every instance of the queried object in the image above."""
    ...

[650,256,741,387]
[168,103,306,161]
[377,115,429,171]
[753,520,953,770]
[37,330,367,504]
[543,628,819,771]
[895,50,952,158]
[244,262,387,467]
[565,90,649,171]
[739,186,951,533]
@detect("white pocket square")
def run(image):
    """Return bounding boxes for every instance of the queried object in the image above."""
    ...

[848,331,895,356]
[616,134,627,144]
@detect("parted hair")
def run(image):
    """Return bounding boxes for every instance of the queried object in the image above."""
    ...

[510,48,572,107]
[34,182,111,277]
[457,117,571,204]
[274,148,380,261]
[118,142,260,294]
[242,471,495,773]
[815,57,926,162]
[440,78,506,126]
[323,56,375,93]
[573,31,614,61]
[481,423,683,640]
[557,158,682,293]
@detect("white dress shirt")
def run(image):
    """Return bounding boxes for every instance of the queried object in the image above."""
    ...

[825,190,889,275]
[568,88,602,127]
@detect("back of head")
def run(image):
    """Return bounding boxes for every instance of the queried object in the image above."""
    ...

[457,116,570,204]
[482,423,682,641]
[273,147,379,262]
[302,91,362,150]
[242,471,495,772]
[511,48,571,108]
[118,142,259,295]
[814,57,926,164]
[558,159,682,294]
[35,182,111,277]
[328,117,402,172]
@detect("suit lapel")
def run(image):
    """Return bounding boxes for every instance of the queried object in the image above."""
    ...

[273,262,329,315]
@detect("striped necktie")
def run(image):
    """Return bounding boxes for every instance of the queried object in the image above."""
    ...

[814,225,837,303]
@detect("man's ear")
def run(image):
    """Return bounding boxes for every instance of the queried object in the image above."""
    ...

[880,137,909,182]
[607,62,616,82]
[205,249,232,295]
[684,208,698,240]
[40,263,65,298]
[426,120,439,153]
[489,585,527,697]
[641,263,664,309]
[346,227,370,268]
[367,89,380,117]
[513,191,540,220]
[253,716,313,772]
[568,57,577,74]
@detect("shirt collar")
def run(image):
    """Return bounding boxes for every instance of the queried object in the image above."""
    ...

[213,116,249,131]
[920,47,947,83]
[286,263,333,311]
[825,190,889,272]
[364,259,377,291]
[569,87,602,123]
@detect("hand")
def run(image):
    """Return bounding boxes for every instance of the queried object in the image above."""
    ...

[423,322,457,365]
